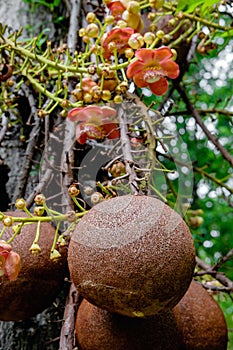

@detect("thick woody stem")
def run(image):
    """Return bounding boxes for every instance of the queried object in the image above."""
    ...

[118,104,140,195]
[176,83,233,168]
[59,283,81,350]
[195,256,233,292]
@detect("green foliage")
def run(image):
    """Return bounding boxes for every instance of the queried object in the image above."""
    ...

[176,0,221,14]
[22,0,61,11]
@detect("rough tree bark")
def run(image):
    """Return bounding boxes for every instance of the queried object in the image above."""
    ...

[0,1,70,349]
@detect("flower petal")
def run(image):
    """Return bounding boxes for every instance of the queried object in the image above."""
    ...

[126,61,146,79]
[134,72,148,88]
[5,251,21,281]
[134,47,174,65]
[68,107,86,122]
[102,27,134,59]
[82,77,97,93]
[69,106,104,123]
[160,60,180,79]
[152,47,174,62]
[101,106,117,120]
[76,123,88,144]
[107,1,126,19]
[85,124,104,140]
[149,77,168,96]
[102,123,120,139]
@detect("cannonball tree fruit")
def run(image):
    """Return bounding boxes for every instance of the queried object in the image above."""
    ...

[75,298,182,350]
[68,194,196,318]
[0,211,68,321]
[173,280,228,350]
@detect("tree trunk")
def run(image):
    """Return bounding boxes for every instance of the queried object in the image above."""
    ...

[0,2,68,349]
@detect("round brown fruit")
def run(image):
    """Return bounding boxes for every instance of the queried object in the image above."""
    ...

[75,298,182,350]
[0,211,68,321]
[68,195,196,317]
[173,280,228,350]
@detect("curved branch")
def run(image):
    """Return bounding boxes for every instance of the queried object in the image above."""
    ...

[67,0,81,53]
[195,256,233,292]
[176,83,233,167]
[118,104,140,195]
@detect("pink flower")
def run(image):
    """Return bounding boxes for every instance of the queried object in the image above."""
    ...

[107,1,126,20]
[80,77,98,93]
[126,47,180,96]
[102,27,134,59]
[0,240,21,281]
[68,105,120,144]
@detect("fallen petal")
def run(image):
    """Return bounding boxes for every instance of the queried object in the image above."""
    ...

[5,251,21,281]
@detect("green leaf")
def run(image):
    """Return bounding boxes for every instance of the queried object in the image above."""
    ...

[176,0,220,14]
[176,0,205,13]
[220,29,233,37]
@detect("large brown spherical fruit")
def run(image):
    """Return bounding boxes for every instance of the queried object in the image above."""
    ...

[0,211,68,321]
[75,298,182,350]
[68,195,196,317]
[173,280,228,350]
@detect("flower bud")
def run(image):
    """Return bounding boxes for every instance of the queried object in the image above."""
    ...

[50,249,62,261]
[29,243,41,255]
[83,93,93,103]
[189,216,204,228]
[34,194,46,205]
[79,28,86,37]
[109,161,126,177]
[88,64,96,75]
[61,99,70,108]
[71,88,83,101]
[101,90,112,101]
[65,211,77,222]
[68,185,80,197]
[119,81,128,92]
[114,94,123,103]
[57,236,67,246]
[86,12,96,23]
[156,30,164,39]
[144,32,155,45]
[171,49,177,61]
[127,1,140,14]
[128,33,144,49]
[149,0,164,9]
[116,20,127,28]
[108,41,117,53]
[2,216,14,227]
[34,206,45,216]
[86,23,99,38]
[60,110,67,118]
[124,48,134,59]
[91,192,104,205]
[105,15,115,25]
[83,186,94,195]
[15,198,26,210]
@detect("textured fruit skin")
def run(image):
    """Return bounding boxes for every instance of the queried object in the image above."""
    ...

[173,280,228,350]
[0,211,68,321]
[68,195,196,317]
[75,298,182,350]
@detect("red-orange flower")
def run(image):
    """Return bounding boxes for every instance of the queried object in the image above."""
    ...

[68,105,120,144]
[80,77,98,93]
[126,47,180,96]
[102,27,134,59]
[107,1,126,20]
[0,240,21,281]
